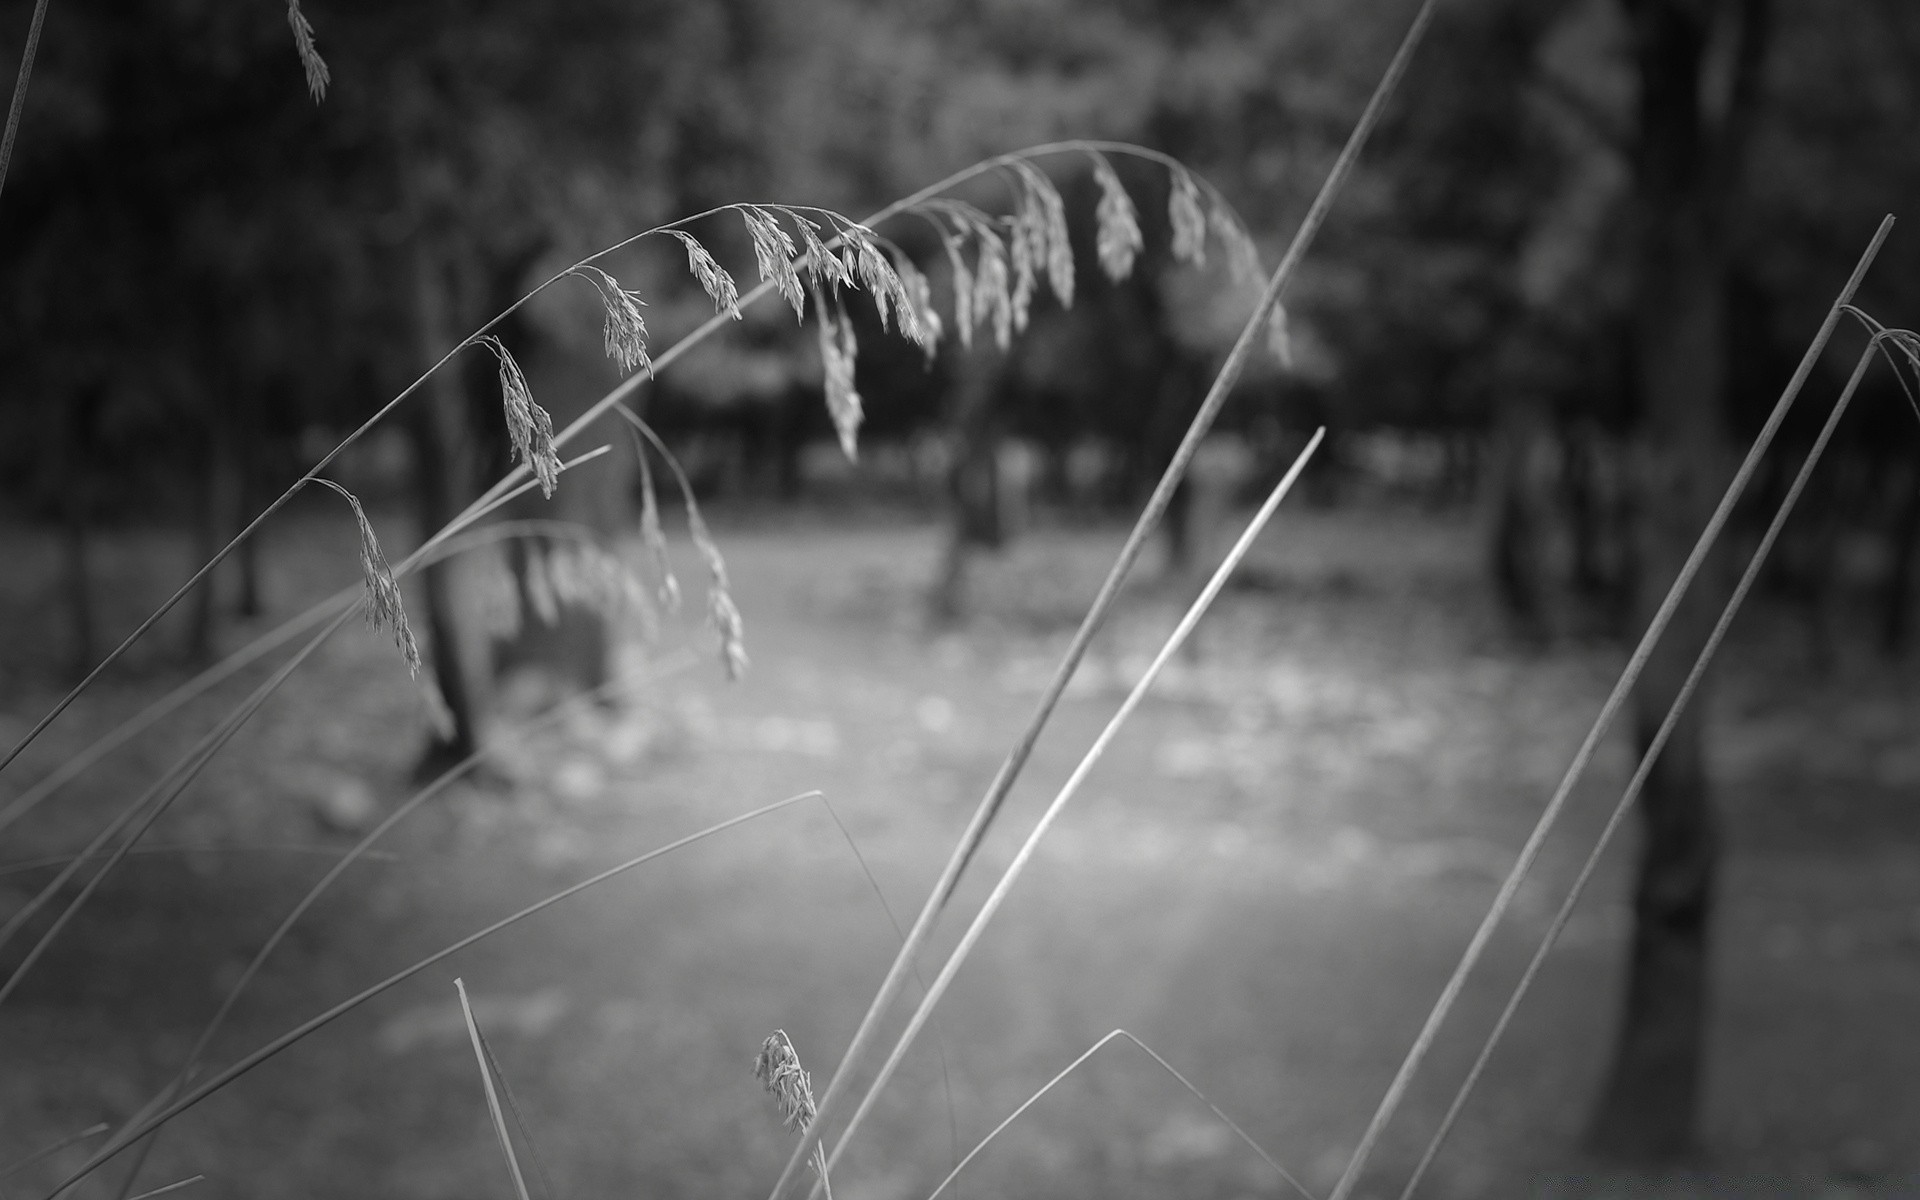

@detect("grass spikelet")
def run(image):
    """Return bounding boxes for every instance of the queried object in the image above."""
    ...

[475,336,560,499]
[569,265,651,376]
[1210,202,1263,289]
[1266,302,1293,369]
[284,0,329,102]
[1169,168,1208,267]
[312,479,419,677]
[665,230,742,320]
[756,1030,832,1199]
[1090,153,1143,283]
[890,251,942,354]
[972,228,1013,351]
[940,230,975,349]
[783,210,852,292]
[813,286,863,460]
[741,207,805,321]
[1010,160,1073,308]
[633,439,681,613]
[848,233,901,334]
[1006,200,1038,333]
[691,508,748,680]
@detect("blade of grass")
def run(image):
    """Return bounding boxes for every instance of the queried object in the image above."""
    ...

[100,654,696,1200]
[771,9,1436,1194]
[922,1029,1313,1200]
[820,430,1324,1183]
[474,1021,559,1200]
[457,979,535,1200]
[1394,337,1885,1200]
[1323,215,1895,1200]
[0,0,50,200]
[0,1124,109,1179]
[0,843,402,878]
[44,789,819,1199]
[121,1176,202,1200]
[0,452,612,992]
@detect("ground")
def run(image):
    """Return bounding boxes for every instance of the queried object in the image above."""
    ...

[1,501,1917,1200]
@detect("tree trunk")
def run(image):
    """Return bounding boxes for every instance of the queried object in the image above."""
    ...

[931,345,1009,623]
[408,243,493,768]
[1588,0,1768,1160]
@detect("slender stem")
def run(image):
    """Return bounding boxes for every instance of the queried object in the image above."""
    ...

[0,0,49,200]
[457,979,535,1200]
[1324,215,1895,1200]
[922,1030,1315,1200]
[816,431,1322,1187]
[1395,340,1882,1200]
[45,791,820,1198]
[770,8,1438,1199]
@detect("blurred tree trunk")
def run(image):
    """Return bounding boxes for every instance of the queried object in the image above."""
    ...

[407,241,492,768]
[932,345,1010,623]
[1588,0,1769,1160]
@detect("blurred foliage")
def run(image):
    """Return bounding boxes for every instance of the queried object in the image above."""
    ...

[0,0,1916,517]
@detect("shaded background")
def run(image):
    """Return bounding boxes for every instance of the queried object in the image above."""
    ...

[2,0,1918,1197]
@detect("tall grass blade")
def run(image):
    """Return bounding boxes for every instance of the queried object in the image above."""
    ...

[821,430,1324,1183]
[768,10,1436,1192]
[1323,216,1896,1200]
[122,1176,202,1200]
[44,790,819,1199]
[921,1029,1312,1200]
[457,979,535,1200]
[0,0,48,200]
[1395,338,1886,1200]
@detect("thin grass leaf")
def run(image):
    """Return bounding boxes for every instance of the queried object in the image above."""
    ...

[457,980,535,1200]
[666,230,742,320]
[53,790,819,1198]
[570,265,651,376]
[1168,167,1208,267]
[742,207,805,321]
[99,653,698,1197]
[820,432,1325,1184]
[311,479,419,677]
[0,1124,109,1179]
[124,1175,204,1200]
[1328,217,1895,1200]
[814,285,864,461]
[285,0,329,102]
[1397,339,1888,1200]
[475,1024,560,1200]
[923,1030,1312,1200]
[1089,153,1143,283]
[476,336,561,499]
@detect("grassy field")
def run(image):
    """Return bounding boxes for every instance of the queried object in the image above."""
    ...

[2,501,1917,1200]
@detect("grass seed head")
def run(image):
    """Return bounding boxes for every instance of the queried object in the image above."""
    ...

[814,288,863,461]
[315,480,419,677]
[971,229,1013,351]
[570,266,651,376]
[891,252,942,355]
[284,0,330,102]
[688,509,747,680]
[788,212,852,292]
[742,207,805,321]
[1210,202,1264,290]
[635,449,682,614]
[1091,154,1143,283]
[754,1030,817,1135]
[1169,168,1208,267]
[941,230,975,349]
[666,230,741,320]
[478,337,560,499]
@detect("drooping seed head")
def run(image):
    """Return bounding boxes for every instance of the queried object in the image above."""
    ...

[754,1031,817,1134]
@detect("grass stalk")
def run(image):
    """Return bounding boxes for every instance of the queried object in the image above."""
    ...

[0,0,49,200]
[457,978,536,1200]
[818,430,1323,1183]
[99,653,695,1200]
[921,1029,1311,1200]
[44,789,820,1198]
[769,8,1437,1194]
[0,451,609,996]
[1322,215,1895,1200]
[1394,337,1885,1200]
